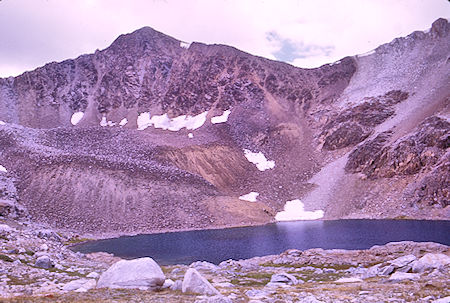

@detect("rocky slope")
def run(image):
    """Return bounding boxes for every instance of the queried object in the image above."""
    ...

[0,19,449,234]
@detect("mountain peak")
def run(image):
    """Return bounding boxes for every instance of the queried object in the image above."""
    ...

[106,26,180,54]
[431,18,449,37]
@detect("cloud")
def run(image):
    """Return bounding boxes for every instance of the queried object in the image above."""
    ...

[0,0,449,77]
[267,31,334,64]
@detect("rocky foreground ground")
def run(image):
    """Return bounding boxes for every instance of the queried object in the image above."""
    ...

[0,218,449,303]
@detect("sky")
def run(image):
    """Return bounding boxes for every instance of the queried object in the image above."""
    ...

[0,0,449,78]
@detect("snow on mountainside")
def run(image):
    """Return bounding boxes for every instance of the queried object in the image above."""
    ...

[0,19,448,234]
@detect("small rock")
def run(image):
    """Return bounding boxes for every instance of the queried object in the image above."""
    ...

[170,280,182,291]
[268,273,299,285]
[34,229,62,242]
[388,272,420,281]
[0,224,14,233]
[162,279,174,289]
[182,268,219,296]
[362,264,382,279]
[39,244,48,251]
[335,277,363,283]
[63,279,96,291]
[358,291,370,295]
[86,272,99,279]
[432,296,450,303]
[379,265,395,276]
[214,282,234,288]
[190,261,219,272]
[298,295,326,303]
[245,289,272,299]
[35,255,53,269]
[195,295,233,303]
[396,264,412,273]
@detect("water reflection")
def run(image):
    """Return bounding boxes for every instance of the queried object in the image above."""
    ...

[73,220,450,265]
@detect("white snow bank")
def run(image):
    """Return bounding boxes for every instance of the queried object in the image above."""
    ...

[357,49,376,57]
[244,149,275,171]
[211,110,231,124]
[188,133,194,138]
[0,165,7,173]
[100,116,117,127]
[0,121,6,125]
[119,118,128,126]
[137,111,208,131]
[239,192,259,202]
[100,116,108,127]
[70,112,84,125]
[180,41,191,49]
[275,199,324,221]
[137,112,152,130]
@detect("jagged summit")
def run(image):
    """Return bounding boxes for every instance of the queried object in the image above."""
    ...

[107,26,182,54]
[0,18,448,234]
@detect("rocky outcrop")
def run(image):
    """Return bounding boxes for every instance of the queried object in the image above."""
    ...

[321,90,409,150]
[346,116,449,179]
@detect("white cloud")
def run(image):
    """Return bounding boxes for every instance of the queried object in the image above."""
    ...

[0,0,448,77]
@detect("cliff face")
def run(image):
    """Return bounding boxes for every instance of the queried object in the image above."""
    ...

[0,19,448,234]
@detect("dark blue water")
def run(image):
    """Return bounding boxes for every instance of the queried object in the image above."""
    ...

[72,220,450,265]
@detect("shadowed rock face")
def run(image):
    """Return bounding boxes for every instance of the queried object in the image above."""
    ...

[0,18,448,233]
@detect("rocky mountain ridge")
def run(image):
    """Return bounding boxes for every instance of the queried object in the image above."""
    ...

[0,18,449,234]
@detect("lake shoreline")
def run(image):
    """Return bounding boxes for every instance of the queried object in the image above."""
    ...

[71,219,450,265]
[66,215,450,243]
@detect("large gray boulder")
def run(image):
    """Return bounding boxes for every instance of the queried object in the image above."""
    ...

[35,255,54,269]
[411,253,450,273]
[97,257,165,290]
[182,268,219,295]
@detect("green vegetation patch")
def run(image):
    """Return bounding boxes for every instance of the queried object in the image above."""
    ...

[0,254,13,262]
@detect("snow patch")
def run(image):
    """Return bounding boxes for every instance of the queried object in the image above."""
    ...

[70,112,84,125]
[357,49,376,57]
[137,111,208,131]
[100,117,108,127]
[100,116,117,127]
[180,41,191,49]
[188,133,194,138]
[0,121,6,125]
[243,149,275,171]
[137,112,152,130]
[211,110,231,124]
[239,192,259,202]
[0,165,7,173]
[119,118,128,126]
[275,199,324,221]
